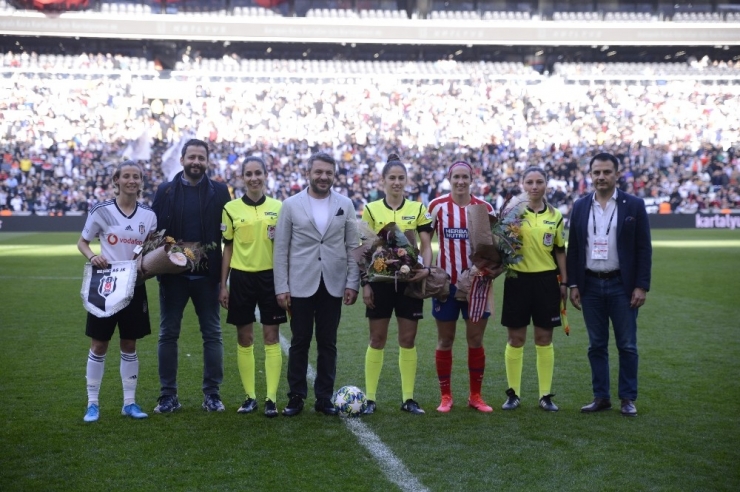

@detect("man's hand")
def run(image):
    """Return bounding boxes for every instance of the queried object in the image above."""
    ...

[569,286,582,311]
[630,288,647,309]
[277,293,291,311]
[344,288,358,306]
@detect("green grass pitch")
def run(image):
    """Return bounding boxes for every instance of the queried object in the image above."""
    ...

[0,230,738,491]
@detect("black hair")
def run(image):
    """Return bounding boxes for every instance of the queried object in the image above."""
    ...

[589,152,619,171]
[522,166,548,181]
[180,138,209,159]
[308,151,336,171]
[242,155,267,175]
[381,153,407,178]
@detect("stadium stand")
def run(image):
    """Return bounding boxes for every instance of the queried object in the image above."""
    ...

[672,12,724,23]
[1,50,738,216]
[603,12,653,22]
[0,1,738,217]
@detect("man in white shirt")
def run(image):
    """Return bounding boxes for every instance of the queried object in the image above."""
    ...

[273,152,360,417]
[566,152,652,417]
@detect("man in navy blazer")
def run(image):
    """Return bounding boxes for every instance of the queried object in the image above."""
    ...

[566,152,652,417]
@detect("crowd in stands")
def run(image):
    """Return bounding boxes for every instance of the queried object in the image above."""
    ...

[4,0,740,22]
[1,54,739,217]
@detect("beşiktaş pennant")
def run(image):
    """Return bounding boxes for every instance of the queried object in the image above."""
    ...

[80,260,138,318]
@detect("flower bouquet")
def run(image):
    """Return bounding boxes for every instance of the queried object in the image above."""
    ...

[467,196,526,277]
[355,222,422,283]
[457,198,526,322]
[136,229,215,280]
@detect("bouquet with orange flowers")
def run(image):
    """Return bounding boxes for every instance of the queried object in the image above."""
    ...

[356,222,422,283]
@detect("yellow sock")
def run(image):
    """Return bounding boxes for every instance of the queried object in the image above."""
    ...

[536,343,554,397]
[399,346,418,402]
[237,344,255,399]
[505,344,524,396]
[365,346,384,401]
[264,343,282,403]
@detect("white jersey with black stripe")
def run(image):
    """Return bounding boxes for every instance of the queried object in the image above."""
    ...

[82,199,157,261]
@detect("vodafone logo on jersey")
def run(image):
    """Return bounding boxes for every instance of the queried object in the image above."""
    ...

[106,234,142,246]
[120,237,144,245]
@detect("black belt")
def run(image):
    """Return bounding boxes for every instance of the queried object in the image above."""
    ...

[586,269,621,279]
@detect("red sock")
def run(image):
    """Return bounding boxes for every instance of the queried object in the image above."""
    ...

[436,349,452,397]
[468,346,485,396]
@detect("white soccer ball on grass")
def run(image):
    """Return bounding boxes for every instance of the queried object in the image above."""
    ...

[332,385,368,417]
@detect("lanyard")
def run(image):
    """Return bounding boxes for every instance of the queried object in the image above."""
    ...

[592,201,616,236]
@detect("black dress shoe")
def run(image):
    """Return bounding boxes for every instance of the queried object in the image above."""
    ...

[581,398,612,413]
[363,400,377,415]
[620,399,637,417]
[314,398,339,416]
[282,395,304,417]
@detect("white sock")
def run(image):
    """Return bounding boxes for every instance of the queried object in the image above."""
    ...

[86,349,106,405]
[120,351,139,406]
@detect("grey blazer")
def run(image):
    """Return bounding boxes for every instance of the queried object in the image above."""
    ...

[273,189,360,298]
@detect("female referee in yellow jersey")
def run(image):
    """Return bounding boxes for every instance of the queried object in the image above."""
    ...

[500,166,567,412]
[219,156,286,418]
[361,154,433,415]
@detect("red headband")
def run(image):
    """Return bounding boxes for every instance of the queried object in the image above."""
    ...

[448,161,473,176]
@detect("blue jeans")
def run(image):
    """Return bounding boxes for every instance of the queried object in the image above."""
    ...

[581,276,639,401]
[158,275,223,397]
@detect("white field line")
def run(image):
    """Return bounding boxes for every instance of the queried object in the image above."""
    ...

[278,333,428,492]
[0,275,79,280]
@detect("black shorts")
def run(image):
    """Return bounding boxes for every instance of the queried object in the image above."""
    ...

[501,270,561,329]
[86,283,151,341]
[227,269,287,326]
[365,281,424,321]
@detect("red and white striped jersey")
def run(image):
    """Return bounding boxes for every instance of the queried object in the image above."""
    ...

[428,194,493,285]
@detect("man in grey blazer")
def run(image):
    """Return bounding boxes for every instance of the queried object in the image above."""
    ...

[273,152,360,416]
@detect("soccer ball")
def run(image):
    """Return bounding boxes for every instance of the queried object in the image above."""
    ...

[332,385,367,417]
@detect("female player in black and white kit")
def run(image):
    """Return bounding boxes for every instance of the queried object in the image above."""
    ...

[77,160,157,422]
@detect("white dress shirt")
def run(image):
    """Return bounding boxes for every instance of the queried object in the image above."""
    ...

[586,190,620,272]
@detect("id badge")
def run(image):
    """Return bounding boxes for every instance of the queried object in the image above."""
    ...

[591,235,609,260]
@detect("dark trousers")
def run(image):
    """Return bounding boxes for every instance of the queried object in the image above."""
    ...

[287,279,342,400]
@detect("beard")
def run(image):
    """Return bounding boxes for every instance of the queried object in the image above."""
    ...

[309,179,332,197]
[183,165,204,181]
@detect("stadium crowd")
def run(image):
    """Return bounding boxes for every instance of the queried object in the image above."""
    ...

[1,58,739,216]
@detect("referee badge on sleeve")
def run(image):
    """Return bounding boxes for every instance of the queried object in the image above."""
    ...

[267,225,276,240]
[543,233,554,247]
[220,223,227,232]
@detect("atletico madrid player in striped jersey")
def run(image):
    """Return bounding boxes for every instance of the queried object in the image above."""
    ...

[428,161,502,413]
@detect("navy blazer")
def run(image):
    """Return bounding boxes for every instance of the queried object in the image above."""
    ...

[566,190,652,298]
[152,171,231,283]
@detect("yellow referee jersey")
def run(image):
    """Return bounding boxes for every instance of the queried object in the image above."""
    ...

[222,195,281,272]
[511,205,566,274]
[362,198,433,236]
